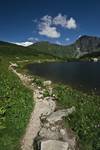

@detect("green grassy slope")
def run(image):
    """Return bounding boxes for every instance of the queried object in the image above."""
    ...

[0,41,57,60]
[29,35,100,60]
[0,41,37,57]
[29,42,75,60]
[1,35,100,61]
[0,59,33,150]
[0,41,57,150]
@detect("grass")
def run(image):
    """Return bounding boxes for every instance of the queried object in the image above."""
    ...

[0,50,100,150]
[53,84,100,150]
[0,58,33,150]
[17,59,100,150]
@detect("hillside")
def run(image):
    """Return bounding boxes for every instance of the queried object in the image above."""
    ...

[29,35,100,59]
[29,42,75,59]
[0,41,38,57]
[1,35,100,60]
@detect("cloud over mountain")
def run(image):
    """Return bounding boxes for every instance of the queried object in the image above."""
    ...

[38,15,60,38]
[67,17,77,29]
[53,14,77,29]
[36,13,77,38]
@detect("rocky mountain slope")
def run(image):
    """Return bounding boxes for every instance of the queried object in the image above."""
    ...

[74,35,100,57]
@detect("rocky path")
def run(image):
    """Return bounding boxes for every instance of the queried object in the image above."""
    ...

[9,63,78,150]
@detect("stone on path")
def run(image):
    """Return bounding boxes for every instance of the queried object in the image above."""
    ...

[41,140,69,150]
[46,107,75,124]
[43,80,52,86]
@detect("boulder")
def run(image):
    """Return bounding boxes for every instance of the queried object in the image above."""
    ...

[41,140,69,150]
[43,81,52,86]
[39,127,61,140]
[46,107,75,124]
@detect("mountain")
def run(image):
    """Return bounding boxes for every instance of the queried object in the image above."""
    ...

[0,41,37,57]
[29,41,75,59]
[1,35,100,59]
[0,41,58,59]
[29,35,100,59]
[74,35,100,58]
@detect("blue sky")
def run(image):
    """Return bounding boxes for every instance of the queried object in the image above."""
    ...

[0,0,100,45]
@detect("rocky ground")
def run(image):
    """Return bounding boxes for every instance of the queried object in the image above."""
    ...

[9,63,79,150]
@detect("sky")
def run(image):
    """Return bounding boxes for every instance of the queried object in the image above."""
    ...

[0,0,100,45]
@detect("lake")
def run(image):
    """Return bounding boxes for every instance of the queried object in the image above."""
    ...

[27,62,100,94]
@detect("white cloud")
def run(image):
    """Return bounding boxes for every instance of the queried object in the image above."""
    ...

[41,15,52,26]
[39,25,60,38]
[65,38,70,41]
[38,16,60,38]
[56,41,62,45]
[78,35,82,38]
[37,14,77,38]
[33,19,38,23]
[66,17,77,29]
[28,37,39,42]
[56,40,67,46]
[53,13,67,27]
[14,41,33,47]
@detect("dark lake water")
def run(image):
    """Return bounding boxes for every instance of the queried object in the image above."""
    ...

[27,62,100,94]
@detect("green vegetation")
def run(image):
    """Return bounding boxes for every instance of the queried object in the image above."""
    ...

[1,35,100,62]
[29,35,100,60]
[33,77,44,87]
[43,90,50,97]
[29,41,76,60]
[53,84,100,150]
[0,36,100,150]
[0,59,33,150]
[0,41,60,60]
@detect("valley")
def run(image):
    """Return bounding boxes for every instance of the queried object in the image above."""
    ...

[0,35,100,150]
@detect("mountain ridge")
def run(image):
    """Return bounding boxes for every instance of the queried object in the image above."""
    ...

[1,35,100,59]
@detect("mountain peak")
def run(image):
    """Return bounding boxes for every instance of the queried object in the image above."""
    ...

[78,35,100,41]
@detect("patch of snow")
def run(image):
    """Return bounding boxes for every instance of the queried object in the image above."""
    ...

[14,41,33,47]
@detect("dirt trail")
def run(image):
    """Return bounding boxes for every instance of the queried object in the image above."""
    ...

[9,62,77,150]
[9,63,56,150]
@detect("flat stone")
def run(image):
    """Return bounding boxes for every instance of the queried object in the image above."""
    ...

[46,107,75,124]
[51,126,56,131]
[38,86,41,89]
[60,129,66,136]
[37,94,43,99]
[60,128,77,149]
[45,123,50,128]
[43,81,52,86]
[41,140,69,150]
[10,63,18,67]
[39,128,60,140]
[48,88,53,95]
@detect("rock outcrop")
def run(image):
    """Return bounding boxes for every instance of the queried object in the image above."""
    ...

[74,35,100,57]
[46,107,75,124]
